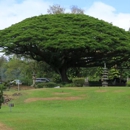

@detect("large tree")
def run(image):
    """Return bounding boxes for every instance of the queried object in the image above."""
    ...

[0,14,130,82]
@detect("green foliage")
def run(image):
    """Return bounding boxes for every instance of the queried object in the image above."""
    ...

[21,77,32,86]
[52,74,62,83]
[1,82,7,90]
[67,67,83,80]
[0,84,4,109]
[1,14,130,82]
[1,56,55,85]
[126,80,130,87]
[108,68,120,79]
[72,77,85,87]
[86,67,102,81]
[4,57,24,80]
[35,83,44,88]
[36,82,57,88]
[63,83,74,87]
[0,56,7,81]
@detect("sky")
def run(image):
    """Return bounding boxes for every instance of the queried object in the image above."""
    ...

[0,0,130,31]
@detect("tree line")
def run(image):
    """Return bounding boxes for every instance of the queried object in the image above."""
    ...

[0,55,129,85]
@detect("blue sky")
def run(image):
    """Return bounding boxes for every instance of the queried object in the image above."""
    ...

[0,0,130,30]
[47,0,130,13]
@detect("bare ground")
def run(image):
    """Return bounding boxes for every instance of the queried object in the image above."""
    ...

[25,96,83,103]
[0,123,13,130]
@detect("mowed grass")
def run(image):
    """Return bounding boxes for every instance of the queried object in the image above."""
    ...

[0,87,130,130]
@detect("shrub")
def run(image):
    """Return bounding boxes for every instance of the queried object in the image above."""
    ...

[3,82,10,90]
[63,83,74,87]
[72,78,85,87]
[0,83,7,90]
[21,77,32,86]
[52,74,62,83]
[126,80,130,87]
[36,82,57,88]
[43,82,57,88]
[35,83,44,88]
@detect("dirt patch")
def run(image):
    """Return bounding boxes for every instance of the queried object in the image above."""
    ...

[3,92,22,105]
[3,94,12,104]
[113,90,125,93]
[54,92,69,95]
[95,89,107,93]
[80,94,87,97]
[12,93,22,96]
[25,96,82,103]
[0,122,13,130]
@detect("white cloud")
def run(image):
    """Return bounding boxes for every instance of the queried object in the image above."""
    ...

[85,2,130,31]
[113,13,130,31]
[0,0,51,29]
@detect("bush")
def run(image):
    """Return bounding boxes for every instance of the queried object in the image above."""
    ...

[63,83,74,87]
[0,83,7,90]
[126,80,130,87]
[36,82,57,88]
[72,78,85,87]
[0,84,3,91]
[52,74,62,83]
[21,77,32,86]
[2,82,10,90]
[35,83,44,88]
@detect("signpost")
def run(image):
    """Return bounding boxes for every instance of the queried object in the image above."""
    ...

[18,82,20,91]
[9,103,14,112]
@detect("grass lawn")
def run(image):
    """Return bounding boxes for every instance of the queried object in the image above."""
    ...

[0,86,130,130]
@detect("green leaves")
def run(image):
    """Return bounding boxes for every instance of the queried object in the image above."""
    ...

[0,14,130,82]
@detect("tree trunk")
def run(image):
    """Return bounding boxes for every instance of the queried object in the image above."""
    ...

[59,68,69,83]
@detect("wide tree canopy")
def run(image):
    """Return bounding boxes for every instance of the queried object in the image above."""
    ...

[0,14,130,82]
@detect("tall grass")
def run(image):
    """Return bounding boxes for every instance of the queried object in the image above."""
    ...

[0,87,130,130]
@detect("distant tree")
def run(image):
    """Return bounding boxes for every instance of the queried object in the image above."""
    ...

[0,14,130,82]
[0,56,7,66]
[0,56,7,81]
[47,4,84,14]
[47,4,65,14]
[70,5,84,14]
[4,56,24,80]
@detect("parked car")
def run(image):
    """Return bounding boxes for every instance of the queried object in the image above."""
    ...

[35,78,50,83]
[10,79,22,85]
